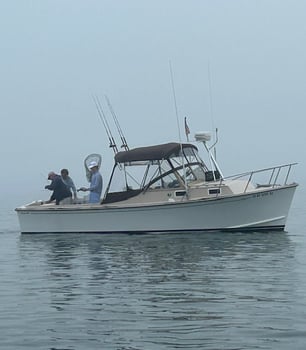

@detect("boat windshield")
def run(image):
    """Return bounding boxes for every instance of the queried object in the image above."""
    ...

[106,145,209,194]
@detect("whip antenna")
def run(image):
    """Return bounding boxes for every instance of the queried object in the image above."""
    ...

[169,61,182,143]
[169,61,187,191]
[207,61,218,159]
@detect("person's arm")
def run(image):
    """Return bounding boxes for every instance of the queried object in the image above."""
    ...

[45,179,56,190]
[71,180,77,198]
[66,177,77,198]
[78,174,102,192]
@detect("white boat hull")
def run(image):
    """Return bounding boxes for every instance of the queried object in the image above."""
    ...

[16,184,297,234]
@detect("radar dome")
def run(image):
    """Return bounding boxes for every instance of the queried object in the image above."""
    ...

[194,132,211,142]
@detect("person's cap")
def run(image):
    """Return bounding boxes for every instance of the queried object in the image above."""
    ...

[88,161,98,169]
[48,171,56,179]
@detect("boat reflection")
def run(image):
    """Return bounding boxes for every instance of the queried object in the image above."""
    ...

[18,231,294,274]
[17,232,299,348]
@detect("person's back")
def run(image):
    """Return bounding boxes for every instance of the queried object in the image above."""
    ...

[45,172,72,205]
[61,168,77,200]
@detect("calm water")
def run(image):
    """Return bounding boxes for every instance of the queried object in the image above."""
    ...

[1,191,306,349]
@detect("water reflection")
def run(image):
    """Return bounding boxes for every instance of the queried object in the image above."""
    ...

[19,231,294,267]
[16,232,299,349]
[18,232,295,301]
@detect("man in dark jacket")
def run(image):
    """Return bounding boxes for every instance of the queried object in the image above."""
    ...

[45,171,72,205]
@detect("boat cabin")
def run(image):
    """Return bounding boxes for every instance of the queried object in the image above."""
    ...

[102,142,221,204]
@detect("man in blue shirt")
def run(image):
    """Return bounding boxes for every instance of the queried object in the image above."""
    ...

[79,161,103,203]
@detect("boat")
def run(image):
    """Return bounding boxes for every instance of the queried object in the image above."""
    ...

[15,131,298,234]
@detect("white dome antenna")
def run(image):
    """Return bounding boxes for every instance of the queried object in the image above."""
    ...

[194,131,211,142]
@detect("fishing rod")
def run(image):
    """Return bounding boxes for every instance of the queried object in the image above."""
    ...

[92,94,118,154]
[105,95,129,151]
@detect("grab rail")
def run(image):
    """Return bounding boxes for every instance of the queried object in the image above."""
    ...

[221,163,298,193]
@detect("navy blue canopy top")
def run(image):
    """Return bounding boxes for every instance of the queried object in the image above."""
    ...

[114,142,198,163]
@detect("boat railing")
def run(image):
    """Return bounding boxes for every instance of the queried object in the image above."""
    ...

[221,163,298,193]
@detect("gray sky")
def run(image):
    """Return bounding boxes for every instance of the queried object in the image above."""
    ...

[1,0,304,205]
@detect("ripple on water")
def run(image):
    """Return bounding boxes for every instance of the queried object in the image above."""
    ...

[0,231,305,349]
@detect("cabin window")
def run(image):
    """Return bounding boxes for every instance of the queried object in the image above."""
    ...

[175,190,186,197]
[205,171,221,182]
[209,188,220,195]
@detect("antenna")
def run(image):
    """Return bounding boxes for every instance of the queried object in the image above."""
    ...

[169,61,187,192]
[105,95,129,151]
[207,61,218,159]
[169,61,182,143]
[92,95,118,154]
